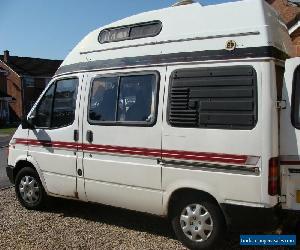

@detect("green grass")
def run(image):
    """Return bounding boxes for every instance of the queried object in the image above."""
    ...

[0,127,17,135]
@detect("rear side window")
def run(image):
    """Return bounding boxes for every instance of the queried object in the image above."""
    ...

[99,21,162,44]
[291,65,300,129]
[33,78,78,128]
[168,66,257,130]
[89,73,158,126]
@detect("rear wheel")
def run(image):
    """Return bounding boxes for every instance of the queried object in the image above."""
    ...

[171,196,225,250]
[15,167,46,209]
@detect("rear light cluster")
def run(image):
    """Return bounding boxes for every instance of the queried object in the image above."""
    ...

[268,157,280,196]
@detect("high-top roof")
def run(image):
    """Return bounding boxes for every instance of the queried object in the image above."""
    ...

[56,0,293,76]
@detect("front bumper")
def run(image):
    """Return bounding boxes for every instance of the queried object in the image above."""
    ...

[6,165,14,184]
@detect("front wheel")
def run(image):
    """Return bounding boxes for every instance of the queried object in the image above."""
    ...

[15,167,46,210]
[171,196,225,250]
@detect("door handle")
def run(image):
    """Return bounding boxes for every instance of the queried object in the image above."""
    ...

[74,130,79,142]
[157,158,165,165]
[86,130,93,143]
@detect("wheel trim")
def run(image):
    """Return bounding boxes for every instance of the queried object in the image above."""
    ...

[19,175,40,204]
[180,203,213,242]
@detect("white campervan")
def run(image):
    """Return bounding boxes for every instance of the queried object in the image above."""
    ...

[6,0,300,249]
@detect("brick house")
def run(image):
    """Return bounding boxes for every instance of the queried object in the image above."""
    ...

[266,0,300,55]
[0,50,62,124]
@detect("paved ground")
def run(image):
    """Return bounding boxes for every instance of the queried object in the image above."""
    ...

[0,135,10,146]
[0,149,11,189]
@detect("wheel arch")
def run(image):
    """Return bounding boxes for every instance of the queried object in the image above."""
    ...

[13,156,49,194]
[163,182,228,226]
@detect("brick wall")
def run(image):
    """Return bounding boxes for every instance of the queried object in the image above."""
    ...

[266,0,300,23]
[0,61,22,121]
[291,28,300,55]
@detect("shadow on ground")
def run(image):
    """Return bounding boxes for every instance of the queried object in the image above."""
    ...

[44,197,176,239]
[40,197,290,250]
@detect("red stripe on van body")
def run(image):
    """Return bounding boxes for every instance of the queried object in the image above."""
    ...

[161,150,247,165]
[81,144,161,158]
[14,138,254,165]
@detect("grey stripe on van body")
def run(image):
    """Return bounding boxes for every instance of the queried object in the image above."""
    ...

[55,46,289,76]
[162,159,260,176]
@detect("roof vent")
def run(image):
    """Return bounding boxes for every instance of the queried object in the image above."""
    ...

[172,0,199,7]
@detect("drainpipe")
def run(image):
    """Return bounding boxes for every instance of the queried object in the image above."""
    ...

[21,76,26,120]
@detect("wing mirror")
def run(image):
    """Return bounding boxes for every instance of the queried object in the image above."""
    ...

[21,115,35,129]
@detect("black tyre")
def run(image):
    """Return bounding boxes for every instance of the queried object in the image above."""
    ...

[15,167,46,210]
[171,196,226,250]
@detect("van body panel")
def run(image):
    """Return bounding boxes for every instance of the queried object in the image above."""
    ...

[42,172,76,198]
[260,61,279,207]
[280,58,300,156]
[163,62,263,155]
[161,169,262,215]
[161,62,276,208]
[280,58,300,211]
[84,180,162,214]
[7,125,28,167]
[80,67,166,214]
[162,167,262,204]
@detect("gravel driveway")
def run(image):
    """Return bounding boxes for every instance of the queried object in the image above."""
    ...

[0,148,11,189]
[0,188,292,250]
[0,188,188,250]
[0,135,12,188]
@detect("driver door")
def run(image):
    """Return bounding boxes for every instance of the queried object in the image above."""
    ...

[27,75,82,198]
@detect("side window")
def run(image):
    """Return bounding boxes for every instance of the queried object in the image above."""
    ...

[292,66,300,129]
[34,84,55,128]
[52,79,79,127]
[34,78,78,128]
[168,66,257,130]
[88,73,158,125]
[118,75,156,122]
[89,77,118,121]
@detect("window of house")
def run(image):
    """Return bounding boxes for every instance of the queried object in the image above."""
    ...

[292,65,300,129]
[33,78,78,128]
[98,21,162,43]
[89,73,158,126]
[168,66,258,130]
[24,77,35,88]
[45,78,52,86]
